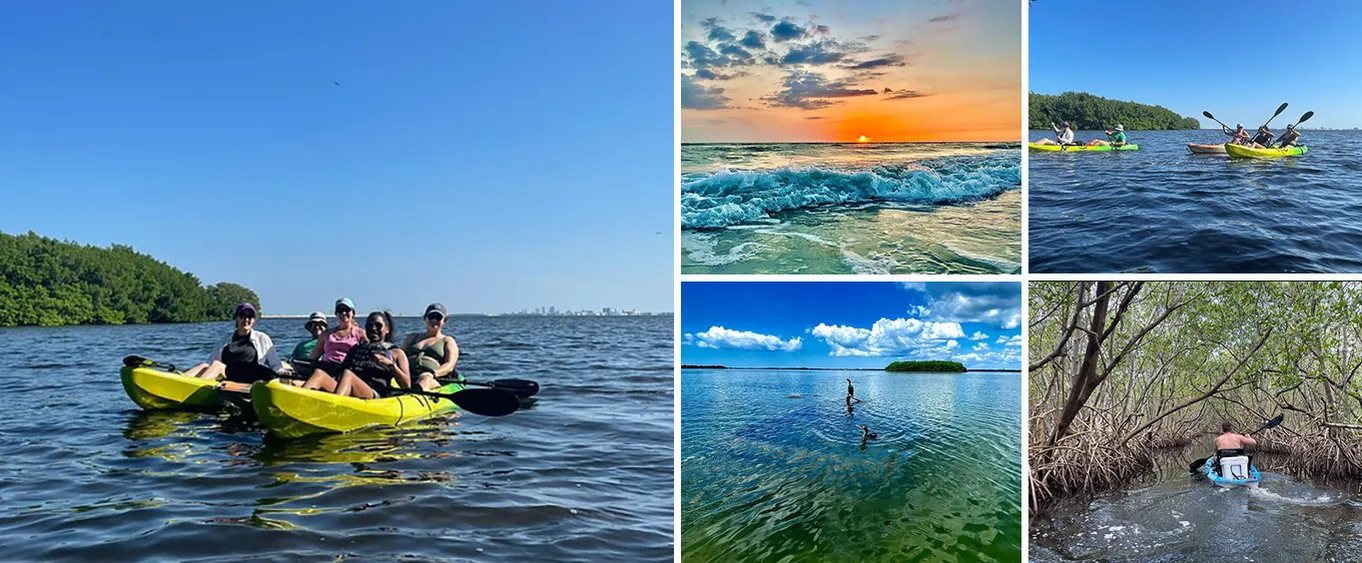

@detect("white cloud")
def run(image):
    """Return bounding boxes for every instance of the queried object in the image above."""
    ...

[996,335,1022,347]
[973,341,989,351]
[968,331,989,341]
[901,283,1021,328]
[810,317,965,357]
[687,326,802,352]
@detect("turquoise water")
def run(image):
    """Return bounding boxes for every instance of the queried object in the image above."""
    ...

[680,143,1022,274]
[681,369,1022,562]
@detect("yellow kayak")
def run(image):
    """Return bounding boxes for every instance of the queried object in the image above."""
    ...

[250,379,464,438]
[1224,143,1308,158]
[120,365,221,410]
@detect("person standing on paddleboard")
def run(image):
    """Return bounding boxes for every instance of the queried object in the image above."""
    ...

[303,297,368,390]
[184,302,286,390]
[1213,421,1259,476]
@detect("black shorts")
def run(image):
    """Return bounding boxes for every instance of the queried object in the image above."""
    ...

[224,362,276,384]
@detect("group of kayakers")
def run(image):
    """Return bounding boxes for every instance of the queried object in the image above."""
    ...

[184,297,459,399]
[1032,122,1131,148]
[1221,122,1303,148]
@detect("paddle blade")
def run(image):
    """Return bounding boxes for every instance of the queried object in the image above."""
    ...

[122,355,150,367]
[487,378,540,398]
[451,388,520,416]
[1273,102,1288,117]
[1297,111,1314,124]
[1256,414,1285,433]
[1188,456,1209,473]
[1203,111,1215,119]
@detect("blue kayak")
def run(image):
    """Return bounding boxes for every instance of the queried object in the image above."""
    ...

[1203,456,1261,486]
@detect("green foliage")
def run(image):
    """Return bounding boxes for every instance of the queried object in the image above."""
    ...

[0,231,260,327]
[885,360,967,372]
[1030,91,1200,130]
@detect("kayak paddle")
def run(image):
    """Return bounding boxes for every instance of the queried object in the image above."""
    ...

[122,355,181,373]
[1293,111,1314,127]
[1202,111,1231,131]
[1260,102,1288,130]
[1187,413,1284,472]
[439,375,539,398]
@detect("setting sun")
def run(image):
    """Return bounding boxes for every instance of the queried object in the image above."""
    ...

[857,136,869,143]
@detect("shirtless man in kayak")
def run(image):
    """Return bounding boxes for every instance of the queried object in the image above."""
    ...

[1213,421,1258,475]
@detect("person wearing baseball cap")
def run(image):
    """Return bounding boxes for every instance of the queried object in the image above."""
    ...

[401,303,461,391]
[184,302,286,390]
[302,297,370,390]
[290,311,329,362]
[1033,121,1077,147]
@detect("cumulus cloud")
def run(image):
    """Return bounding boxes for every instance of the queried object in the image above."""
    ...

[688,326,802,352]
[702,17,737,42]
[751,12,778,23]
[740,30,767,49]
[973,341,989,351]
[762,70,877,110]
[771,20,808,42]
[780,40,848,65]
[997,335,1023,347]
[902,283,1022,328]
[682,74,731,110]
[810,318,965,357]
[969,331,988,341]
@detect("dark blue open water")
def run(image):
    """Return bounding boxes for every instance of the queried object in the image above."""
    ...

[0,315,673,562]
[1029,130,1362,273]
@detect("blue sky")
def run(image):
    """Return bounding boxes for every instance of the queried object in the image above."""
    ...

[681,282,1022,370]
[1030,0,1362,129]
[0,2,672,314]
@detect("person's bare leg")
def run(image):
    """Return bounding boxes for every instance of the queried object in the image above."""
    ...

[304,369,337,391]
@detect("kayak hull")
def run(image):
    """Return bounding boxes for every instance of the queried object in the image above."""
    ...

[250,379,463,438]
[1028,143,1139,152]
[1188,143,1227,154]
[1202,457,1261,487]
[1224,143,1308,158]
[120,366,222,410]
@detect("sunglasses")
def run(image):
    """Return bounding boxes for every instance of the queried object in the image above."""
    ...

[236,314,256,320]
[426,314,444,323]
[335,308,354,316]
[365,322,386,330]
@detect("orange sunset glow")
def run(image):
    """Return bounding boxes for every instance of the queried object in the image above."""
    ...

[681,0,1021,143]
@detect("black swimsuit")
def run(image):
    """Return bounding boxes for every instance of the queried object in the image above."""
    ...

[342,341,398,397]
[221,333,273,384]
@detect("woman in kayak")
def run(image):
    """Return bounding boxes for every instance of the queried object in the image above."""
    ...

[1087,124,1128,147]
[1275,123,1302,148]
[401,303,460,392]
[290,311,328,361]
[1031,122,1076,146]
[184,302,287,390]
[1249,126,1275,148]
[1222,123,1250,145]
[302,297,368,390]
[326,310,411,399]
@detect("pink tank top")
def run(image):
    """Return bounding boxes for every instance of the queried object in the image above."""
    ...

[321,327,362,363]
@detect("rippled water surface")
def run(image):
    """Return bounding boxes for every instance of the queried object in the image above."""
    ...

[1029,130,1362,272]
[681,143,1022,274]
[1031,445,1362,562]
[681,369,1022,562]
[0,316,673,561]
